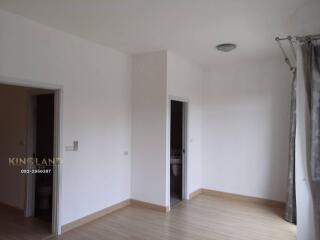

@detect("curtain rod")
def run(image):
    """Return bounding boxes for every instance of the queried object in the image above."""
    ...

[275,34,320,42]
[275,33,320,73]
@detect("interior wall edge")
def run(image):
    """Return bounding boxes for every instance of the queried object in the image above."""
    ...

[61,198,170,234]
[202,188,285,208]
[61,199,131,234]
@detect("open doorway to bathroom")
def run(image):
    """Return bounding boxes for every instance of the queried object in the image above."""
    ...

[33,93,54,222]
[170,100,187,207]
[0,83,59,239]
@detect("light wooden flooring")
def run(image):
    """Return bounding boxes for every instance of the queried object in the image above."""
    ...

[51,194,296,240]
[0,203,52,240]
[170,192,182,207]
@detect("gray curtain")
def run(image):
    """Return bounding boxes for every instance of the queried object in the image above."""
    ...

[285,70,297,224]
[301,39,320,237]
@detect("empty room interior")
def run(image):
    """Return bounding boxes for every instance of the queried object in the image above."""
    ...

[0,1,319,240]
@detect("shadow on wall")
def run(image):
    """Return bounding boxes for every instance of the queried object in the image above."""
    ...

[203,58,292,202]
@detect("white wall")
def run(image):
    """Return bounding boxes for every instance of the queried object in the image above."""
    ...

[167,52,204,203]
[0,9,132,226]
[202,57,292,202]
[131,51,167,206]
[0,85,28,210]
[131,51,205,207]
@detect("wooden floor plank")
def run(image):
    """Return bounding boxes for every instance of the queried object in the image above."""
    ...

[0,203,52,240]
[50,194,296,240]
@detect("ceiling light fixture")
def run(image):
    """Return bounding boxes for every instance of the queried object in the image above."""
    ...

[216,43,237,52]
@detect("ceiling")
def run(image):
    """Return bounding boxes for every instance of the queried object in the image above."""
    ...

[0,0,319,66]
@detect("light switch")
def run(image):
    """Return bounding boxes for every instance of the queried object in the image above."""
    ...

[73,141,78,151]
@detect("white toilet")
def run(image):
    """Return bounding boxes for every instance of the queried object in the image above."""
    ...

[171,158,182,176]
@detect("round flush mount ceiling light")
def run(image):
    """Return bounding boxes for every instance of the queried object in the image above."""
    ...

[215,43,237,52]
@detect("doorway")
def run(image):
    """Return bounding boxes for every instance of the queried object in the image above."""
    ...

[170,100,187,206]
[34,94,55,222]
[0,82,60,239]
